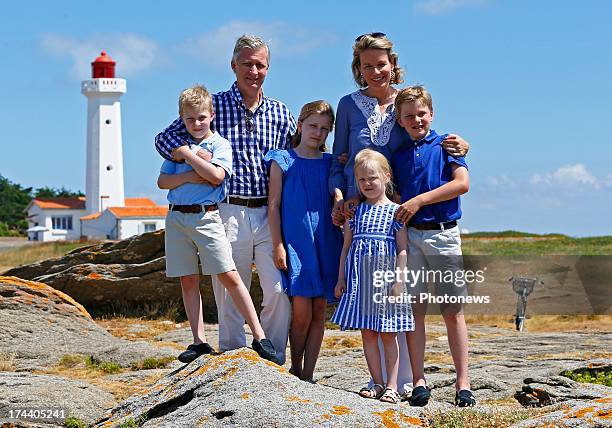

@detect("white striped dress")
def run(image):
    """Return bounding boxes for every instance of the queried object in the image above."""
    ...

[331,203,414,332]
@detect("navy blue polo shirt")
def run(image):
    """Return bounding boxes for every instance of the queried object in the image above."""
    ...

[392,129,468,225]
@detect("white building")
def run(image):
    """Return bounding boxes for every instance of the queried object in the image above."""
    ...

[81,197,166,240]
[26,51,166,242]
[26,197,86,241]
[26,197,166,242]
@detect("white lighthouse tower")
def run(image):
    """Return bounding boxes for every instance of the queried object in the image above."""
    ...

[81,51,126,214]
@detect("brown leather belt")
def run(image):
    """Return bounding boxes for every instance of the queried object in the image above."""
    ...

[227,196,268,208]
[411,220,457,231]
[169,204,218,213]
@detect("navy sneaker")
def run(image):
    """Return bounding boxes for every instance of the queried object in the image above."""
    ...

[455,389,476,407]
[252,338,280,364]
[178,342,214,363]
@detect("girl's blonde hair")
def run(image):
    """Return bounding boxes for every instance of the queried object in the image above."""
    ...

[351,34,404,88]
[291,100,335,151]
[354,149,394,196]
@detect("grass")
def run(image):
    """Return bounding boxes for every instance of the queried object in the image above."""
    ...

[85,355,122,374]
[462,314,612,333]
[130,356,175,370]
[0,351,16,371]
[462,234,612,255]
[95,316,181,342]
[423,407,548,428]
[64,416,87,428]
[0,240,92,272]
[561,367,612,387]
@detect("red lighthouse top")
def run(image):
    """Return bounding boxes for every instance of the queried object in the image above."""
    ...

[91,51,116,78]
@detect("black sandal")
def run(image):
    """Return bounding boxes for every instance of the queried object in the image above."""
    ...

[406,385,431,407]
[455,389,476,407]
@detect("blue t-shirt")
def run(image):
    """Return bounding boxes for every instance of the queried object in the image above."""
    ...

[392,129,468,225]
[160,132,233,205]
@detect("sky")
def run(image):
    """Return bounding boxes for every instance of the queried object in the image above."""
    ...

[0,0,611,237]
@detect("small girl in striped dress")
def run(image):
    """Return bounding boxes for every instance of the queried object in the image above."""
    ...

[332,149,414,404]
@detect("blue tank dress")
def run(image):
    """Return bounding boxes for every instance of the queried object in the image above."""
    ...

[264,149,343,302]
[331,203,414,332]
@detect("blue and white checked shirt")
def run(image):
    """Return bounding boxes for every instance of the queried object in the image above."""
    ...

[155,82,296,198]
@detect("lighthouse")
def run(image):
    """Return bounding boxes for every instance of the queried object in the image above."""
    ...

[81,51,126,214]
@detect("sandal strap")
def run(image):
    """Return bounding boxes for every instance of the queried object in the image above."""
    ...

[380,388,400,403]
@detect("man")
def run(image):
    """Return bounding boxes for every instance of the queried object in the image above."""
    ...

[155,35,295,364]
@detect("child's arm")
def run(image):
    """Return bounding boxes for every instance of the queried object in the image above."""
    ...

[177,149,226,186]
[157,171,206,190]
[334,223,353,298]
[392,227,408,296]
[268,162,287,270]
[396,164,469,224]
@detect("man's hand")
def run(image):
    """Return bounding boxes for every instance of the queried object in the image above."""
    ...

[273,243,288,271]
[396,196,423,224]
[332,198,345,227]
[334,278,347,299]
[442,134,469,157]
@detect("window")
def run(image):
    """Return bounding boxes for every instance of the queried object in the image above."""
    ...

[52,216,73,230]
[144,223,157,232]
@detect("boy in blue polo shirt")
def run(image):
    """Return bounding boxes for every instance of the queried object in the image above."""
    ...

[392,86,474,407]
[157,85,278,365]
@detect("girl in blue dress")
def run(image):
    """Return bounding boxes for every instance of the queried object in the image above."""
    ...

[332,149,413,404]
[265,101,343,382]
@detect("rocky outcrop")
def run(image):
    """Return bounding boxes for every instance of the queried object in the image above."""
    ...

[4,231,263,320]
[0,276,176,370]
[95,348,426,428]
[0,372,116,426]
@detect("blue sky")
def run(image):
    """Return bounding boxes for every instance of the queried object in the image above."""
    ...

[1,0,611,236]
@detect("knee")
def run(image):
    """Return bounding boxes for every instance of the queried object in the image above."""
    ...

[380,332,397,344]
[441,309,464,325]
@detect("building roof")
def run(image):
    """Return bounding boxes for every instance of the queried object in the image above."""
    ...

[107,206,168,219]
[124,197,157,207]
[80,212,102,221]
[79,197,163,221]
[32,197,86,210]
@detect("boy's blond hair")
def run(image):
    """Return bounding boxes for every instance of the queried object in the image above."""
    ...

[394,85,433,116]
[351,34,404,88]
[291,100,335,151]
[354,149,394,196]
[178,85,213,117]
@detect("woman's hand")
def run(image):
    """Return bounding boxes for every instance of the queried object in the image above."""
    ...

[442,134,469,157]
[332,191,346,227]
[334,278,347,299]
[337,152,349,165]
[273,243,288,271]
[343,196,361,220]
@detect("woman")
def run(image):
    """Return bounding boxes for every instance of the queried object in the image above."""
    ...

[329,32,469,217]
[328,32,470,399]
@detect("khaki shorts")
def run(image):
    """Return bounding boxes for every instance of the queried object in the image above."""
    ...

[406,226,467,300]
[165,210,236,277]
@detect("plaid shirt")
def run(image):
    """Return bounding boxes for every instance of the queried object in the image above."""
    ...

[155,82,296,198]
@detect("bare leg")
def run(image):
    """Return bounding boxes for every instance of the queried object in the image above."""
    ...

[216,270,266,341]
[289,296,312,378]
[441,304,470,391]
[301,297,327,381]
[406,300,428,388]
[380,332,399,391]
[361,329,384,387]
[180,275,206,344]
